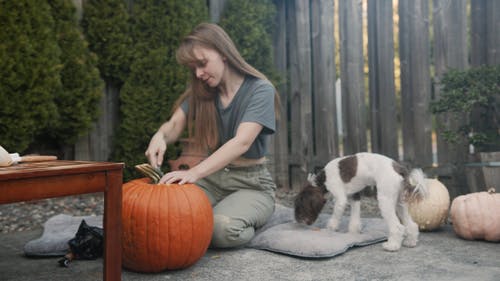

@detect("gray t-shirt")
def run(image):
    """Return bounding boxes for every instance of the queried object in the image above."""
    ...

[181,76,276,158]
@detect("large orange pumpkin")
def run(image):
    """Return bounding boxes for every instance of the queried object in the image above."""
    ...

[450,188,500,242]
[122,177,213,272]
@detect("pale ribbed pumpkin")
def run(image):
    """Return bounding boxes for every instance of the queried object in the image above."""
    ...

[122,174,213,272]
[408,179,450,231]
[450,188,500,242]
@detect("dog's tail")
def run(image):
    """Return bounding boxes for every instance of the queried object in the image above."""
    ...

[307,169,328,193]
[407,168,428,200]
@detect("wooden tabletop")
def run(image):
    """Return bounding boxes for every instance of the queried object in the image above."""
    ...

[0,160,124,204]
[0,160,123,179]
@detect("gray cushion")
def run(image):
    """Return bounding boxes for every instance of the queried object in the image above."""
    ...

[24,205,388,259]
[247,204,388,258]
[23,214,102,257]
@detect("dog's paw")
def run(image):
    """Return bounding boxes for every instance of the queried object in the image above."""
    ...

[348,224,361,234]
[326,220,339,231]
[403,228,419,247]
[402,237,418,248]
[382,241,401,252]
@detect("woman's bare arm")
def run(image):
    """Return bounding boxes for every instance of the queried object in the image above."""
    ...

[145,107,187,168]
[160,121,263,184]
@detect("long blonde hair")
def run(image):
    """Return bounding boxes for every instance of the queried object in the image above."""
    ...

[174,23,280,152]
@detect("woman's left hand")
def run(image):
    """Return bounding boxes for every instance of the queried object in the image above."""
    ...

[160,169,200,185]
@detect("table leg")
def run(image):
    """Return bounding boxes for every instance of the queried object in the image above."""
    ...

[103,169,122,281]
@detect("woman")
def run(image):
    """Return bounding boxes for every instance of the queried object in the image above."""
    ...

[145,23,280,248]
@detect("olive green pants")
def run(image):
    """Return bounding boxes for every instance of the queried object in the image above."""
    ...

[195,164,276,248]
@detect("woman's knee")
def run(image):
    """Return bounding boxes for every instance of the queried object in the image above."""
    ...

[210,214,254,248]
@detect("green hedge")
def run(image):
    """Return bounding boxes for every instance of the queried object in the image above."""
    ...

[219,0,279,85]
[81,0,132,85]
[0,0,102,154]
[35,0,103,149]
[0,1,62,153]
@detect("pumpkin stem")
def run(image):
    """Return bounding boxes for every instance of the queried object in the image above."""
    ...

[135,163,164,184]
[487,187,496,194]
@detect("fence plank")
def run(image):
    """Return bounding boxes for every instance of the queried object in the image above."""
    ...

[75,93,105,161]
[433,0,469,197]
[339,0,367,155]
[311,0,338,167]
[486,0,500,65]
[288,0,313,191]
[398,0,411,160]
[74,83,119,161]
[269,0,290,190]
[209,0,227,22]
[399,0,432,167]
[470,0,488,67]
[367,0,398,159]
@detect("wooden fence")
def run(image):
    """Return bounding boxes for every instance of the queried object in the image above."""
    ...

[266,0,499,198]
[74,0,500,198]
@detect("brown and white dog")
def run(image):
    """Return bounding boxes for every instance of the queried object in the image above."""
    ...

[294,152,428,251]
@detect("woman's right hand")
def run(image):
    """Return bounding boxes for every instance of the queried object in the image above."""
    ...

[145,107,187,168]
[145,132,167,168]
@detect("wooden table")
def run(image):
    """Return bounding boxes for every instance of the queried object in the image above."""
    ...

[0,160,123,281]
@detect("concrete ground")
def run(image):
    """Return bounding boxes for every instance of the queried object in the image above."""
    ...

[1,225,499,281]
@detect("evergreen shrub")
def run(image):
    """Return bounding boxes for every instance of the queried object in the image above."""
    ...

[0,0,61,152]
[35,0,103,150]
[81,0,132,85]
[219,0,280,85]
[431,65,500,152]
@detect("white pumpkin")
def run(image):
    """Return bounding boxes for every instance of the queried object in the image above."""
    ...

[408,178,450,231]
